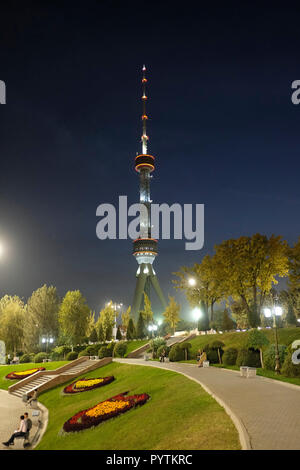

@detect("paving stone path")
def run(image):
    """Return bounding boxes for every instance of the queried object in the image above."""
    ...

[114,358,300,450]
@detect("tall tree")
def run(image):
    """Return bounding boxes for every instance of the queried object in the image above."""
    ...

[0,296,26,355]
[221,309,235,331]
[288,236,300,291]
[214,234,289,327]
[173,255,223,322]
[25,285,60,352]
[136,312,146,338]
[126,318,136,340]
[96,301,115,341]
[163,296,181,335]
[121,306,131,332]
[140,293,153,328]
[58,290,90,347]
[198,300,210,331]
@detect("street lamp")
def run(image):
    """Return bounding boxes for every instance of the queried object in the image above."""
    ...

[148,324,158,338]
[263,295,283,374]
[41,335,54,353]
[192,307,202,333]
[110,302,123,341]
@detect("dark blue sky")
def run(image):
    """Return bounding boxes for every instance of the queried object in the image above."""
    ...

[0,2,300,319]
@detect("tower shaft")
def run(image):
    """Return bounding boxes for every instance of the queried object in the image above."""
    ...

[131,66,167,321]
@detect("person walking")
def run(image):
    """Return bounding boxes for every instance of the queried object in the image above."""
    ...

[2,415,28,446]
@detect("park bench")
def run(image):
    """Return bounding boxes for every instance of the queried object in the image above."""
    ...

[42,358,52,362]
[240,366,257,378]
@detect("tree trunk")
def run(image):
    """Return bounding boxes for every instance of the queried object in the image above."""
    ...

[210,301,214,322]
[217,348,221,364]
[260,348,264,369]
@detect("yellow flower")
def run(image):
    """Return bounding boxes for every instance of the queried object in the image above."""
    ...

[74,378,104,389]
[85,400,129,418]
[14,369,38,376]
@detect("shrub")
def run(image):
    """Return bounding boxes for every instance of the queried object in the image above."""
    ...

[20,354,31,363]
[106,342,115,355]
[157,345,170,358]
[210,341,225,363]
[149,337,166,358]
[169,344,184,362]
[263,344,287,371]
[113,341,127,358]
[34,352,48,363]
[52,345,71,360]
[78,349,89,358]
[281,346,300,378]
[98,346,110,359]
[206,349,219,364]
[222,348,238,366]
[179,342,192,360]
[66,351,78,361]
[236,348,261,368]
[73,345,87,354]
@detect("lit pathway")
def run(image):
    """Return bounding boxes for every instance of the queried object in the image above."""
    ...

[114,358,300,450]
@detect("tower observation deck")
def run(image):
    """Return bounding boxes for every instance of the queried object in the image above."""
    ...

[131,65,167,321]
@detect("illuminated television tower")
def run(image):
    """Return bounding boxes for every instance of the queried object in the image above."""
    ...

[131,65,167,321]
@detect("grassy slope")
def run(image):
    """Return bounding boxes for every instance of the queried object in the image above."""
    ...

[0,361,68,390]
[187,327,300,359]
[124,340,149,357]
[35,362,240,450]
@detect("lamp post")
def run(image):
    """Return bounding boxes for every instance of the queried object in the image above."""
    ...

[110,302,123,341]
[148,324,157,339]
[263,295,283,374]
[192,307,202,333]
[41,335,54,353]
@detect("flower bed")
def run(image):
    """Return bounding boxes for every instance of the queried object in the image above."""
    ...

[63,391,150,432]
[5,367,46,380]
[63,376,115,394]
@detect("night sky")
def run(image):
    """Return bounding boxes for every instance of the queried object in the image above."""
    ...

[1,2,300,319]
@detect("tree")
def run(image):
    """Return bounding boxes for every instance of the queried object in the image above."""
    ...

[126,318,136,340]
[288,237,300,292]
[198,300,210,331]
[89,328,98,343]
[173,255,223,322]
[231,300,249,329]
[136,312,146,338]
[116,326,122,340]
[0,296,26,355]
[246,329,269,369]
[214,234,289,327]
[180,342,192,361]
[25,285,60,353]
[210,340,225,364]
[97,323,105,343]
[140,293,153,328]
[285,302,297,326]
[121,306,131,331]
[96,301,115,342]
[163,296,181,334]
[58,290,90,347]
[222,309,235,331]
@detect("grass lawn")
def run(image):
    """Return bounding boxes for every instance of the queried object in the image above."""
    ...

[35,361,241,450]
[0,361,68,390]
[211,363,300,386]
[187,327,300,359]
[124,340,149,357]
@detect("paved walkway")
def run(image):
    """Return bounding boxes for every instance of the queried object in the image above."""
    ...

[0,390,42,450]
[114,358,300,450]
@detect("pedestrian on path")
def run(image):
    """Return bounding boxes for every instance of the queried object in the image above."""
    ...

[2,415,27,447]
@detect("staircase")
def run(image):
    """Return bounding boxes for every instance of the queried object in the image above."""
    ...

[9,357,112,398]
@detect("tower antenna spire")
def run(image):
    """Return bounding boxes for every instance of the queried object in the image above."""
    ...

[141,64,148,154]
